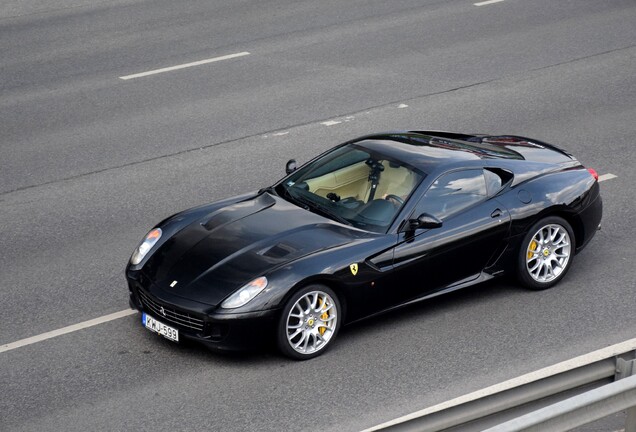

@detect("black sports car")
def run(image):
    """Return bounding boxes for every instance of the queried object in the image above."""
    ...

[126,131,602,359]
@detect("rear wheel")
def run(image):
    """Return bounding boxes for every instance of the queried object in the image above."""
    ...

[517,216,575,290]
[277,285,341,360]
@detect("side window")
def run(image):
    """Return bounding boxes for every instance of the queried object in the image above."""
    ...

[484,169,502,196]
[484,168,513,197]
[415,169,487,220]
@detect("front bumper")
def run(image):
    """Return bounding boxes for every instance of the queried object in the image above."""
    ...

[127,277,278,352]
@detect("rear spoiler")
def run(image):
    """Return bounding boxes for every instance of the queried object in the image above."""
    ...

[484,135,575,160]
[411,130,575,160]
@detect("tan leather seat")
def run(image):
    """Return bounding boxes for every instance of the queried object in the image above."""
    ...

[366,162,417,202]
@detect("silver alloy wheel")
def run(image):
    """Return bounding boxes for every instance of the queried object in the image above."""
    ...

[285,290,338,355]
[526,223,571,283]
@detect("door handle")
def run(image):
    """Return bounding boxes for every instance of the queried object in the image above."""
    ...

[491,209,503,218]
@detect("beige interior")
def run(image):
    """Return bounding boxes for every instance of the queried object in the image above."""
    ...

[305,161,418,202]
[305,161,370,200]
[371,163,418,201]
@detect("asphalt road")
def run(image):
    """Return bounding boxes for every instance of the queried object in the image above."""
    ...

[1,0,635,430]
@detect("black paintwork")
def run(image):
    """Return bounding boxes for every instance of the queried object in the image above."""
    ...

[126,131,602,351]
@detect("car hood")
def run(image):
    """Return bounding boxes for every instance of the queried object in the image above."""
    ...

[143,192,355,306]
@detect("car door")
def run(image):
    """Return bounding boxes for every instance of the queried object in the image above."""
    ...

[391,169,511,299]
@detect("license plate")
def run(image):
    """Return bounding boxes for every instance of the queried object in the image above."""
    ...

[142,312,179,342]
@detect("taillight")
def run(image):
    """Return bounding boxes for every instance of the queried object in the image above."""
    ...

[587,168,599,181]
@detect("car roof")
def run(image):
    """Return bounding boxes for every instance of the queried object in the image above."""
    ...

[351,131,575,175]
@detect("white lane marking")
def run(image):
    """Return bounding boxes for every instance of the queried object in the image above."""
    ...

[474,0,506,6]
[360,337,636,431]
[598,173,617,182]
[0,309,137,354]
[398,104,409,109]
[273,131,289,136]
[322,120,342,126]
[119,51,250,80]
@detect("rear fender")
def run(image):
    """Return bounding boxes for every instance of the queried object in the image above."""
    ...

[502,168,595,237]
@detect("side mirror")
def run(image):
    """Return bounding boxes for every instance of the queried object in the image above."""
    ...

[403,212,443,232]
[285,159,297,175]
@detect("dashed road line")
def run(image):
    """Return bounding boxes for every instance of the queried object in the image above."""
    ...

[474,0,506,6]
[598,173,617,182]
[119,51,250,80]
[0,309,136,354]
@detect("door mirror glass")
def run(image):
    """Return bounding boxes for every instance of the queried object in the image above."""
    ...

[402,212,443,232]
[417,213,443,229]
[285,159,297,174]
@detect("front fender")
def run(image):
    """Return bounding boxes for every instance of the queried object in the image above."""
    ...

[216,235,395,317]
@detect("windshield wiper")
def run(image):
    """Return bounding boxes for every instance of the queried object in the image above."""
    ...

[317,206,354,227]
[278,186,310,210]
[292,193,353,226]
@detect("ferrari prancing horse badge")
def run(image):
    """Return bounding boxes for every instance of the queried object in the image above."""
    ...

[350,263,358,276]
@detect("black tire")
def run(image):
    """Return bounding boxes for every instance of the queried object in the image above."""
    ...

[517,216,575,290]
[276,285,342,360]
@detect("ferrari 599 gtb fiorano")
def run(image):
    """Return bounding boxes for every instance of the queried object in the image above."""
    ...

[126,131,602,359]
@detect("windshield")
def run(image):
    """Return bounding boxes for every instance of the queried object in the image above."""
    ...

[276,144,424,233]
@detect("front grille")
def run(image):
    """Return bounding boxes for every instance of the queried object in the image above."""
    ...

[138,290,205,333]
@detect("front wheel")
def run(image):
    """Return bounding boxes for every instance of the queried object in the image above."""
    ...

[277,285,341,360]
[517,216,575,290]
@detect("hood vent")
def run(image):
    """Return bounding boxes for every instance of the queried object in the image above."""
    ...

[258,242,298,259]
[202,193,276,231]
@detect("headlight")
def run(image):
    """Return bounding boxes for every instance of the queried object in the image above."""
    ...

[130,228,162,265]
[221,277,268,309]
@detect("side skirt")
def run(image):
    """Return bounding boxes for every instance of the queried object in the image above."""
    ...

[346,272,497,325]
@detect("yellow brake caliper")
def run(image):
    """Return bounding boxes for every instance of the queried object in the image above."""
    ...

[528,240,538,259]
[318,296,329,336]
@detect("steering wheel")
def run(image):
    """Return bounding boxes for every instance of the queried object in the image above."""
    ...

[384,194,404,206]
